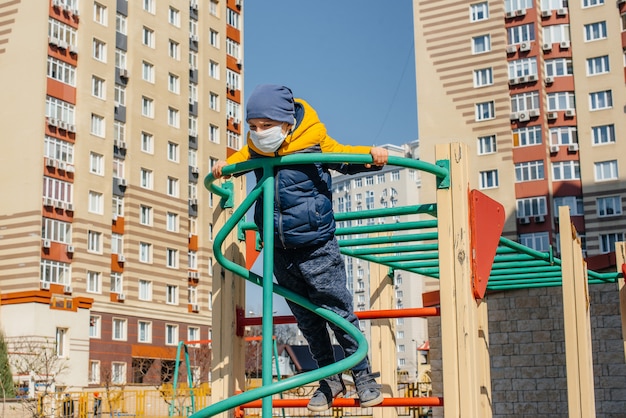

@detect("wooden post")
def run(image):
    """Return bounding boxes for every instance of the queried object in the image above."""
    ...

[369,259,398,418]
[558,206,596,417]
[211,179,247,418]
[436,142,491,417]
[615,242,626,362]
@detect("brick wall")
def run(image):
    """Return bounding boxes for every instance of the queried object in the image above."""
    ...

[428,283,626,418]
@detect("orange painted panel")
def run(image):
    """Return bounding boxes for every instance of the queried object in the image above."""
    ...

[189,234,198,251]
[514,179,549,199]
[226,25,240,43]
[131,344,177,360]
[47,78,76,104]
[112,216,124,234]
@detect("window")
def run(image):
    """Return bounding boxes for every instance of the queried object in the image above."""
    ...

[515,160,544,182]
[589,90,612,110]
[139,205,152,226]
[209,29,219,48]
[114,84,126,106]
[166,324,179,345]
[94,3,107,25]
[470,2,489,21]
[189,250,198,270]
[583,0,604,6]
[111,272,123,293]
[168,107,180,128]
[112,318,127,340]
[477,135,496,155]
[90,76,105,99]
[587,55,610,75]
[549,126,577,145]
[209,125,219,143]
[475,101,495,121]
[168,73,180,94]
[552,161,581,180]
[56,327,68,357]
[209,61,219,79]
[88,191,103,214]
[169,7,180,26]
[227,8,240,29]
[91,114,105,137]
[472,34,491,53]
[168,40,179,60]
[597,196,622,217]
[87,231,102,253]
[167,177,179,197]
[166,249,178,269]
[42,218,72,244]
[600,233,624,254]
[547,92,576,111]
[188,326,200,344]
[166,284,178,304]
[143,0,155,14]
[141,96,154,118]
[44,135,74,164]
[594,160,618,181]
[511,91,540,112]
[47,57,76,86]
[89,316,101,338]
[140,168,153,189]
[584,21,607,41]
[40,259,71,285]
[166,212,179,232]
[508,57,538,78]
[141,131,153,154]
[517,196,547,217]
[507,23,535,44]
[592,124,615,145]
[89,152,104,175]
[46,96,76,125]
[116,13,127,35]
[142,61,155,83]
[138,321,152,343]
[542,23,570,44]
[554,196,584,217]
[111,233,123,257]
[545,58,573,78]
[89,361,100,384]
[112,362,126,384]
[87,271,101,293]
[513,126,542,147]
[474,68,493,87]
[520,232,550,252]
[479,170,499,189]
[112,195,124,219]
[115,48,127,70]
[92,38,106,62]
[139,242,152,263]
[139,279,152,300]
[167,142,179,162]
[210,0,219,16]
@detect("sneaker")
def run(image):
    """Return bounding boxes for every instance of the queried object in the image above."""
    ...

[352,368,384,407]
[307,374,347,412]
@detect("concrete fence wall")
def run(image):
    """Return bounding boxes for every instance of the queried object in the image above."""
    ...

[429,283,626,418]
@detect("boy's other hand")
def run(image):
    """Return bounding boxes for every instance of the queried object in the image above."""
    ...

[212,160,230,179]
[366,147,388,168]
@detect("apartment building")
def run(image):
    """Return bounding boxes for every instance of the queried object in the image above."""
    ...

[327,142,435,382]
[0,0,245,391]
[413,0,626,268]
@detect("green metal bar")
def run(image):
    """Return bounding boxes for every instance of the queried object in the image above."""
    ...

[334,204,438,221]
[488,266,563,276]
[337,232,439,247]
[346,243,439,256]
[335,220,438,236]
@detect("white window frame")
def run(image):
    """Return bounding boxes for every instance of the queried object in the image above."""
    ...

[597,196,622,217]
[475,101,495,121]
[594,160,618,181]
[472,34,491,54]
[591,124,615,145]
[479,170,499,189]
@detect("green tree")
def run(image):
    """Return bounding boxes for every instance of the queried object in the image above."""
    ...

[0,330,16,399]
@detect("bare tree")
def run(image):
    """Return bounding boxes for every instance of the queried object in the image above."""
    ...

[99,366,126,418]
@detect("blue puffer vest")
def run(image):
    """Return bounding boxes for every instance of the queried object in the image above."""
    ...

[252,146,335,249]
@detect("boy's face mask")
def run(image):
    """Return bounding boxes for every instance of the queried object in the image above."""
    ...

[250,125,287,153]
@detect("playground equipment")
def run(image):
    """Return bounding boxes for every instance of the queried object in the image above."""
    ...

[196,142,624,418]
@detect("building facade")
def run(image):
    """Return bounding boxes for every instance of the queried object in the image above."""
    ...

[0,0,244,392]
[413,0,626,268]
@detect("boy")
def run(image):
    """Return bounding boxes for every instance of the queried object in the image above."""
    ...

[213,84,387,411]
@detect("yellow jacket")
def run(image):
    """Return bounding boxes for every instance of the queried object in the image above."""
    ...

[226,98,372,164]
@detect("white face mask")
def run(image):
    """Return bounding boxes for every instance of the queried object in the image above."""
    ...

[249,125,287,153]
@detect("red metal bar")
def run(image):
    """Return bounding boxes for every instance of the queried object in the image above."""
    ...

[239,396,444,409]
[240,307,440,326]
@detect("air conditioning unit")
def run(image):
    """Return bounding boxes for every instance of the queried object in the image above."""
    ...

[518,113,530,122]
[550,145,560,153]
[59,121,67,130]
[119,178,127,187]
[45,157,56,167]
[48,117,58,127]
[116,140,127,149]
[509,77,520,85]
[64,285,72,293]
[568,143,579,152]
[189,129,198,137]
[44,197,54,207]
[41,282,51,290]
[510,112,519,120]
[505,11,516,18]
[69,45,78,54]
[518,75,528,83]
[67,245,74,253]
[519,42,531,52]
[542,42,552,51]
[506,45,517,54]
[529,109,540,117]
[190,35,199,42]
[67,124,76,132]
[235,0,242,7]
[48,37,59,46]
[58,161,67,171]
[43,239,52,248]
[52,0,62,7]
[541,10,552,17]
[189,271,199,279]
[190,1,198,11]
[191,166,199,174]
[545,76,554,84]
[118,255,126,263]
[188,97,195,104]
[519,217,531,225]
[72,9,79,17]
[117,293,126,301]
[547,111,558,119]
[534,215,546,223]
[54,200,64,209]
[527,74,537,82]
[560,40,570,49]
[192,304,199,312]
[556,8,567,16]
[236,59,243,67]
[565,109,576,117]
[119,68,129,78]
[65,203,74,211]
[58,41,68,50]
[516,8,526,16]
[65,164,75,173]
[112,213,118,221]
[189,198,198,206]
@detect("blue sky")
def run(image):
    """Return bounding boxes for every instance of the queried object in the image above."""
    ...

[242,0,418,147]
